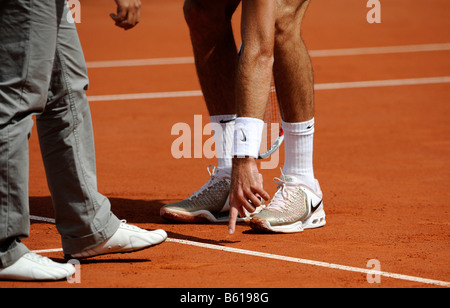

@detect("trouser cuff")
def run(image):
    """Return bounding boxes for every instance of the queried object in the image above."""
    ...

[61,213,121,255]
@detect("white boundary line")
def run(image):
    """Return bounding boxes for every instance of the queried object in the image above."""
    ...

[30,215,56,224]
[32,248,63,254]
[86,43,450,68]
[308,42,450,57]
[29,215,450,287]
[166,238,450,287]
[88,90,203,102]
[87,57,194,68]
[315,76,450,90]
[86,76,450,102]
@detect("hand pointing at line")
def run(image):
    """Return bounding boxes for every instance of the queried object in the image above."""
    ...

[228,157,270,234]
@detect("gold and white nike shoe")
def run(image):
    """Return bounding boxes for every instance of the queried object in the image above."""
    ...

[250,173,326,233]
[160,165,232,223]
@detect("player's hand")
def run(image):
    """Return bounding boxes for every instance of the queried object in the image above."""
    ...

[111,0,141,30]
[228,157,270,234]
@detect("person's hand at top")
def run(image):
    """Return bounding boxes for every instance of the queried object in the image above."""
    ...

[111,0,142,30]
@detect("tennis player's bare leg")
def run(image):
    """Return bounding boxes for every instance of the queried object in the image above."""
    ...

[183,0,241,116]
[248,0,326,233]
[274,0,314,122]
[184,0,242,173]
[185,0,242,171]
[160,0,243,223]
[274,0,317,189]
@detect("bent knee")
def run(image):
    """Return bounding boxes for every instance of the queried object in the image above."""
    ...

[183,0,216,30]
[275,0,309,39]
[183,0,235,31]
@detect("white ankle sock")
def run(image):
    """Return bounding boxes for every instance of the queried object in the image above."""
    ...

[209,114,236,172]
[282,118,316,189]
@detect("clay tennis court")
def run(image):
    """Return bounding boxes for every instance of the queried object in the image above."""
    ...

[2,0,449,288]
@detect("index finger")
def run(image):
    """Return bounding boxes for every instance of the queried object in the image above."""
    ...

[228,205,239,235]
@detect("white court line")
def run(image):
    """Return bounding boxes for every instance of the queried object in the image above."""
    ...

[30,215,56,224]
[29,215,450,287]
[88,90,203,102]
[86,43,450,68]
[308,42,450,57]
[167,238,450,287]
[86,76,450,102]
[87,57,194,68]
[314,76,450,90]
[32,248,63,254]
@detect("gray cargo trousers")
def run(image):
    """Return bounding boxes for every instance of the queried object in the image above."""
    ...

[0,0,121,267]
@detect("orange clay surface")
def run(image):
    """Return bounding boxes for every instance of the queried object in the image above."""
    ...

[1,0,449,288]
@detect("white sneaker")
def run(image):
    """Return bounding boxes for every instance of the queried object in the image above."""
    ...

[160,165,232,223]
[67,220,167,259]
[0,252,75,281]
[250,173,326,233]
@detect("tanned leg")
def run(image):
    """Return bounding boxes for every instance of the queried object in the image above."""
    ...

[273,0,314,122]
[183,0,241,116]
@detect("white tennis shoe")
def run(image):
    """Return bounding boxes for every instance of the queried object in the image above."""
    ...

[160,165,232,223]
[250,173,326,233]
[0,252,75,281]
[67,220,167,259]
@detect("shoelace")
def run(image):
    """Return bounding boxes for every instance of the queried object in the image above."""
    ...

[25,252,53,264]
[265,177,293,212]
[188,165,230,200]
[119,219,142,231]
[266,169,308,213]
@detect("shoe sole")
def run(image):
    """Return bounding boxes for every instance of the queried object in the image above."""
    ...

[250,209,326,233]
[160,208,246,223]
[0,267,76,282]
